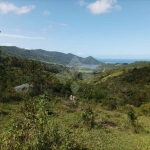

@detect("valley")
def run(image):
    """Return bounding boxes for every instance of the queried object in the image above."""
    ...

[0,47,150,149]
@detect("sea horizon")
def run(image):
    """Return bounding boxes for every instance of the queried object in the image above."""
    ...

[97,58,150,64]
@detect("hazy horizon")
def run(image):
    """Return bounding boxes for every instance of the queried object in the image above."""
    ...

[1,44,150,61]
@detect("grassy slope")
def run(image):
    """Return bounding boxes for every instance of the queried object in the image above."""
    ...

[1,98,150,150]
[1,52,150,149]
[56,100,150,150]
[100,71,123,82]
[94,61,150,73]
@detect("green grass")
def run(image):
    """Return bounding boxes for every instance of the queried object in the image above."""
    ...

[101,71,123,82]
[1,98,150,150]
[79,68,93,73]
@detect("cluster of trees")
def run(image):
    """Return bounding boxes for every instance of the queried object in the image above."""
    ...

[1,48,150,111]
[0,54,74,102]
[1,46,101,65]
[88,65,150,109]
[1,48,150,149]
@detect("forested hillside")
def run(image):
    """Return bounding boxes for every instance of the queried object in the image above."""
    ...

[91,65,150,108]
[0,54,72,103]
[1,46,102,65]
[1,50,150,149]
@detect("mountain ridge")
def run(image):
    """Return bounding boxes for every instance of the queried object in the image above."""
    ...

[1,46,103,65]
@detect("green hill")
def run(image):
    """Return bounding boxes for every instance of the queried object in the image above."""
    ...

[1,53,150,149]
[91,64,150,107]
[1,46,102,65]
[94,61,150,73]
[80,56,103,65]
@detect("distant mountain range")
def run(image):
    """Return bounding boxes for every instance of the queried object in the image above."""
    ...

[1,46,103,65]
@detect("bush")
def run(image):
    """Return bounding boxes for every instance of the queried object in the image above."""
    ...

[102,99,117,110]
[127,106,142,133]
[1,95,85,150]
[140,103,150,115]
[82,106,95,129]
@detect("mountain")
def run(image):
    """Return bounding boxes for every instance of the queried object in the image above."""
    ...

[1,46,102,65]
[80,56,102,65]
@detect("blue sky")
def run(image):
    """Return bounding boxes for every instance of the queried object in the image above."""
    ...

[0,0,150,59]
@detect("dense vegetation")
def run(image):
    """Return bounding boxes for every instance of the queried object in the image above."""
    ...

[1,46,102,65]
[91,65,150,108]
[94,61,150,73]
[0,49,150,149]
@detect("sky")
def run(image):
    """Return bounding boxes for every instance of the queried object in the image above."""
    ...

[0,0,150,59]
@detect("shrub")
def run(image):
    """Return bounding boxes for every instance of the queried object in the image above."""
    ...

[102,99,117,110]
[1,95,84,150]
[140,103,150,115]
[127,107,142,133]
[82,106,95,129]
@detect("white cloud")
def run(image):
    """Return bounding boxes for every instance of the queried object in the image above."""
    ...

[0,33,50,40]
[78,0,87,6]
[0,1,35,15]
[42,10,51,15]
[87,0,121,15]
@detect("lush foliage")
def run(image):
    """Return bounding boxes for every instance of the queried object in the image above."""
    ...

[1,46,101,65]
[1,49,150,149]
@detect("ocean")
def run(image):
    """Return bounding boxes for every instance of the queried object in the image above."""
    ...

[98,59,150,64]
